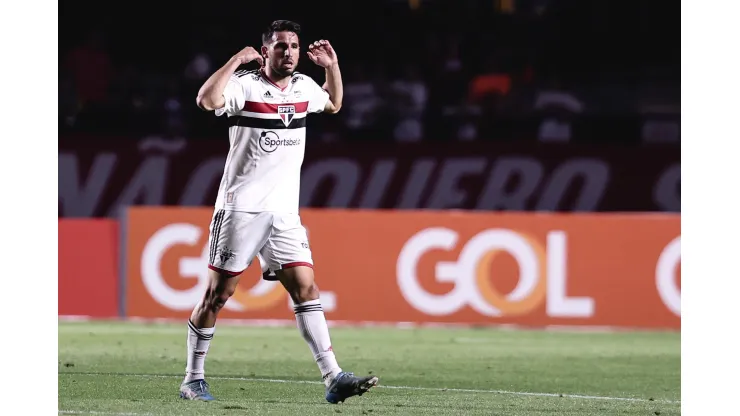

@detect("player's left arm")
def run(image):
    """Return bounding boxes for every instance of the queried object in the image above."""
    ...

[321,64,343,114]
[307,40,342,114]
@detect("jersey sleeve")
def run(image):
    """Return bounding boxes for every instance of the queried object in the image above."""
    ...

[307,78,331,113]
[215,76,248,117]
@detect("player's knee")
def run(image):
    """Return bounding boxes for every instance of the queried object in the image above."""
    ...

[205,285,236,312]
[213,291,233,310]
[292,282,320,304]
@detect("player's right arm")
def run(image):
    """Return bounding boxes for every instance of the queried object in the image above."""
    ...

[196,46,263,112]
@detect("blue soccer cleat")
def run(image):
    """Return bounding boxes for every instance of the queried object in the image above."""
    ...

[179,379,215,401]
[325,371,379,404]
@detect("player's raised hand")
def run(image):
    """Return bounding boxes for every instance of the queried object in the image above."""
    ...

[307,40,338,68]
[232,46,264,67]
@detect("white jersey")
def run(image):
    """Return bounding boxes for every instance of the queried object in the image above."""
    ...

[212,69,330,213]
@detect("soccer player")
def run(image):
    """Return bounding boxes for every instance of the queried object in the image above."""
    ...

[178,20,379,404]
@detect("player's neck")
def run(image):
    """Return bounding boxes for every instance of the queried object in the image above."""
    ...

[262,68,292,89]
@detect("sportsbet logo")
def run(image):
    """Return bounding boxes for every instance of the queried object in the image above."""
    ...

[140,223,284,312]
[396,228,595,318]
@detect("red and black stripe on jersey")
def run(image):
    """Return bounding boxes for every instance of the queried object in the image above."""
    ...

[229,100,310,129]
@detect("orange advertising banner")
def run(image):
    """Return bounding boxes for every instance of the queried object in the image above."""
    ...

[124,207,680,329]
[59,219,120,317]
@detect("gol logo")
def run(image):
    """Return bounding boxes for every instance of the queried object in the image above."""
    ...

[396,228,595,317]
[655,236,680,316]
[140,223,285,312]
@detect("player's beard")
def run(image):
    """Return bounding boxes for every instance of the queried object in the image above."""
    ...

[271,63,295,78]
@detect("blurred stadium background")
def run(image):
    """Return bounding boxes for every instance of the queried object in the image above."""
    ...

[58,0,680,414]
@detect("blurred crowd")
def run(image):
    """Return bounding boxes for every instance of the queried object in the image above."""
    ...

[59,0,679,145]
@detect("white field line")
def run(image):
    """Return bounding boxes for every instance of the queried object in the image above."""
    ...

[59,411,152,416]
[62,372,680,405]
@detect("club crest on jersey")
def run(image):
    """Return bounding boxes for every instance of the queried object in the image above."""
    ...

[278,105,296,127]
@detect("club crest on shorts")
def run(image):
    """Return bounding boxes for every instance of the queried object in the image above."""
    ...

[278,105,296,127]
[218,247,236,265]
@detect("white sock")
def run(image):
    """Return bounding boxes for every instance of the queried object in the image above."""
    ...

[184,320,215,383]
[294,299,342,386]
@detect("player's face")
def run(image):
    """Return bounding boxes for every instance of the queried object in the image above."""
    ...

[264,31,300,77]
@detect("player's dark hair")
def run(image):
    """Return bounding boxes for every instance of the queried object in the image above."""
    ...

[262,20,301,45]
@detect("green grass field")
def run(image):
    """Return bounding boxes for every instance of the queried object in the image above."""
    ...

[58,321,680,415]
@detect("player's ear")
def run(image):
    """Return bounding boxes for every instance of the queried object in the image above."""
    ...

[261,45,268,60]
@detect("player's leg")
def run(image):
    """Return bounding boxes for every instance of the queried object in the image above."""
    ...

[276,265,378,403]
[180,210,271,401]
[180,267,241,401]
[275,265,340,379]
[264,214,378,404]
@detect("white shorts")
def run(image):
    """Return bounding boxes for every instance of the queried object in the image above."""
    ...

[206,209,313,278]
